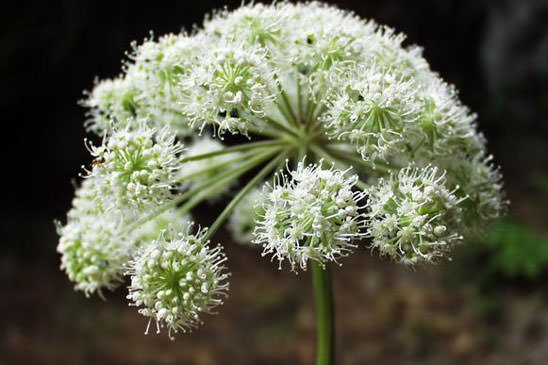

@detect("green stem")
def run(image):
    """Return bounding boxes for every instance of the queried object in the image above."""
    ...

[176,148,280,216]
[312,262,335,365]
[178,147,278,183]
[296,73,303,124]
[274,97,298,128]
[322,145,393,174]
[279,89,299,127]
[263,116,300,139]
[124,148,280,234]
[180,140,284,163]
[204,152,287,241]
[355,179,368,191]
[247,126,284,139]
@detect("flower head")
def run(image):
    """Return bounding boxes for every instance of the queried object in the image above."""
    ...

[87,125,184,209]
[84,34,204,136]
[57,215,128,296]
[323,63,483,169]
[126,33,204,136]
[445,152,507,231]
[57,178,129,296]
[127,227,229,339]
[324,65,420,162]
[83,77,140,134]
[253,161,367,271]
[178,43,277,136]
[366,165,465,264]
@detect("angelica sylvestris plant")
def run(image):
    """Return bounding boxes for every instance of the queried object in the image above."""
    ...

[57,2,506,363]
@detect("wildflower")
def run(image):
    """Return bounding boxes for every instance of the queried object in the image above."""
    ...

[127,227,229,339]
[178,43,277,136]
[253,161,367,271]
[83,76,140,134]
[59,1,507,342]
[57,178,129,296]
[366,165,465,264]
[86,125,184,209]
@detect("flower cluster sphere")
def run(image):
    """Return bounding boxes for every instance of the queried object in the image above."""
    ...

[127,227,229,339]
[58,2,506,339]
[367,166,465,264]
[254,161,367,271]
[87,125,184,209]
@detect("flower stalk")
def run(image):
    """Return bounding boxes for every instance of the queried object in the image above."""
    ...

[312,262,335,365]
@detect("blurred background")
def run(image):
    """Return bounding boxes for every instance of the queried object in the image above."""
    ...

[2,0,547,363]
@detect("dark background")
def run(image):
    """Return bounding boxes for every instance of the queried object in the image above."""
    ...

[2,0,548,363]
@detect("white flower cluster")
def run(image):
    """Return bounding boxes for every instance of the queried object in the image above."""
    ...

[84,34,203,135]
[204,2,377,98]
[323,64,483,170]
[126,227,229,339]
[83,3,424,138]
[84,77,139,133]
[58,126,190,297]
[445,152,506,229]
[367,166,465,264]
[57,178,129,296]
[57,218,127,296]
[324,66,419,162]
[56,178,193,297]
[59,1,507,341]
[83,3,505,235]
[86,125,184,209]
[253,161,367,271]
[179,44,277,135]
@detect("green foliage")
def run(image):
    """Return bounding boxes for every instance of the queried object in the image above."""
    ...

[486,220,548,279]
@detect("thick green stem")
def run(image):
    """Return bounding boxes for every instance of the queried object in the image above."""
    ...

[312,262,335,365]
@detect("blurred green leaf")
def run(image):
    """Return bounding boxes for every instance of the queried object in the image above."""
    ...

[486,220,548,279]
